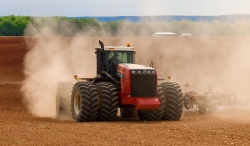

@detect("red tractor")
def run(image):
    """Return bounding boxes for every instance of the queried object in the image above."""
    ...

[56,41,183,121]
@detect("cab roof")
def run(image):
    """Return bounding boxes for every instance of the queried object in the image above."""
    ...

[104,46,135,52]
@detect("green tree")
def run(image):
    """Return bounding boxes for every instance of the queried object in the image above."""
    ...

[0,15,31,36]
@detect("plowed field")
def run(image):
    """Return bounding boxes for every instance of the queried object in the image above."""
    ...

[1,36,250,145]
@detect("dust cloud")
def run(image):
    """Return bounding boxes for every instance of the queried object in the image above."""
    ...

[22,19,98,118]
[129,36,250,121]
[21,19,127,118]
[21,17,250,120]
[133,36,250,122]
[131,37,250,98]
[132,1,250,121]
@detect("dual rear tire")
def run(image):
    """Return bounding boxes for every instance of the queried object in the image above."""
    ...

[71,82,99,122]
[56,81,74,119]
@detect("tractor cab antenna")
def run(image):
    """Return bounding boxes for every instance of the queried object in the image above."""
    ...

[150,61,153,68]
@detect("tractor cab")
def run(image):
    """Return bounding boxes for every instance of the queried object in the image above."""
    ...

[106,50,135,78]
[95,42,136,79]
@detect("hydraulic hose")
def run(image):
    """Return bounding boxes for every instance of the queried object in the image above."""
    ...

[102,71,120,85]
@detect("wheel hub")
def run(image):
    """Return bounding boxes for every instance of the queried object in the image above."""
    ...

[186,101,191,108]
[184,98,192,109]
[74,92,81,114]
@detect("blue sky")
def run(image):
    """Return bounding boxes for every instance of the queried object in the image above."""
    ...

[1,0,250,16]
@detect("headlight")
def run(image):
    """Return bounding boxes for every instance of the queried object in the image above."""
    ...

[147,70,151,73]
[132,70,136,74]
[138,70,142,73]
[152,71,156,73]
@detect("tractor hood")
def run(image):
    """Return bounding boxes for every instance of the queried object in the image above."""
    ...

[119,63,155,70]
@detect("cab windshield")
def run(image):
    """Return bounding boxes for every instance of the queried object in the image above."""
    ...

[108,51,134,64]
[105,51,135,78]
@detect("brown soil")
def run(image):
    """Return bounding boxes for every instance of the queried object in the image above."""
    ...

[1,36,250,145]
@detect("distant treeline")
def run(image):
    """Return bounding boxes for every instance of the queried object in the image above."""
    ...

[0,15,32,36]
[79,15,250,23]
[1,15,250,36]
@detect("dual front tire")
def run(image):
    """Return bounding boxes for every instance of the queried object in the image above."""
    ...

[137,82,184,121]
[138,86,165,121]
[71,82,119,122]
[160,82,183,120]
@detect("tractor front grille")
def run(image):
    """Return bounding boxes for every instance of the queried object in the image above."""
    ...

[131,73,156,97]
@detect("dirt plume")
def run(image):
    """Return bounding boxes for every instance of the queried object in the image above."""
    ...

[131,36,250,122]
[21,18,250,120]
[22,20,98,118]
